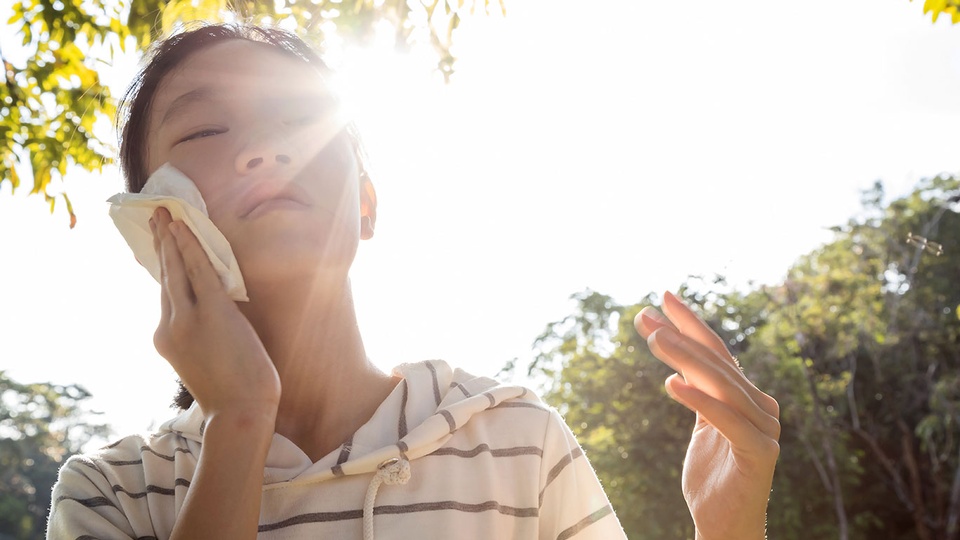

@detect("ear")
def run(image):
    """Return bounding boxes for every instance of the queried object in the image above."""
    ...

[359,171,377,240]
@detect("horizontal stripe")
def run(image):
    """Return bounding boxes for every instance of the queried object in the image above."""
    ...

[112,478,191,499]
[426,361,442,405]
[258,500,539,532]
[141,445,191,461]
[557,504,614,540]
[430,444,543,459]
[58,496,115,508]
[104,458,143,466]
[259,510,363,531]
[482,391,497,407]
[375,500,538,518]
[440,410,457,433]
[494,401,546,411]
[70,455,104,472]
[452,382,472,397]
[102,437,128,450]
[336,435,353,465]
[398,380,409,438]
[77,537,157,540]
[539,447,585,507]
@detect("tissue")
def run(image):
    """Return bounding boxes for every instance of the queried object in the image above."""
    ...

[107,164,249,301]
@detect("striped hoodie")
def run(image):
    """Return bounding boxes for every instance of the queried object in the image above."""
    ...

[47,360,626,539]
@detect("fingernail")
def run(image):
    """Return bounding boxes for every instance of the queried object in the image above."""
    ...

[149,218,156,232]
[656,327,680,345]
[642,307,669,324]
[640,313,663,331]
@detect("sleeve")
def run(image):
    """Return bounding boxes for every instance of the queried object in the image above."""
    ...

[47,455,137,540]
[538,409,627,540]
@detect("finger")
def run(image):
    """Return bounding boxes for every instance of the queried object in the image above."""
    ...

[659,295,781,419]
[156,213,195,307]
[665,374,781,459]
[634,306,677,339]
[652,326,780,427]
[150,213,172,321]
[649,327,781,439]
[662,291,734,364]
[169,221,228,301]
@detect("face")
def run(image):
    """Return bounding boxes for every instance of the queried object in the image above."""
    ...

[145,40,374,285]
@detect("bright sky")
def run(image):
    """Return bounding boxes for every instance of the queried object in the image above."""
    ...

[1,0,959,445]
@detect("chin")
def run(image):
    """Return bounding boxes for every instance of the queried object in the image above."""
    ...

[236,231,359,286]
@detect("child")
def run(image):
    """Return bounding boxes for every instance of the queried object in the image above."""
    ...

[47,23,779,540]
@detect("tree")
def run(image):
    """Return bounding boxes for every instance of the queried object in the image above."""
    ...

[1,0,505,227]
[0,372,109,540]
[514,175,960,539]
[517,289,696,539]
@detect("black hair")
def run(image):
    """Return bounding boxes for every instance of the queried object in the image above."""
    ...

[116,21,367,193]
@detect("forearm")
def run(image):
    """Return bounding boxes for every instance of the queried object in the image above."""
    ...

[695,527,766,540]
[170,409,276,540]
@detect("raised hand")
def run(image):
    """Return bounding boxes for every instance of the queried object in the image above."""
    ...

[150,207,281,422]
[634,291,780,540]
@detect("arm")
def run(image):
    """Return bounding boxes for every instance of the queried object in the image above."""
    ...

[170,410,275,540]
[151,208,282,540]
[636,291,780,540]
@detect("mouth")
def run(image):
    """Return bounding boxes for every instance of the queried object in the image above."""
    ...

[240,183,313,219]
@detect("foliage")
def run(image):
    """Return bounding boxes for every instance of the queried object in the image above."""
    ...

[513,175,960,539]
[1,0,504,227]
[0,372,110,540]
[915,0,960,23]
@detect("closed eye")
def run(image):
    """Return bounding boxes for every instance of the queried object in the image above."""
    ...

[178,128,226,144]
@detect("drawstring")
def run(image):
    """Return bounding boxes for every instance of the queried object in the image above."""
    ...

[363,457,411,540]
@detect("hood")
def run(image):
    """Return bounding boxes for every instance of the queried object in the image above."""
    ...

[158,359,538,489]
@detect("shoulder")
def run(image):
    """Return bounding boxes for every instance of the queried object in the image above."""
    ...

[49,429,198,539]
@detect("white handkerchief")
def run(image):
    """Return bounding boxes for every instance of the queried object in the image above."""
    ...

[107,164,249,301]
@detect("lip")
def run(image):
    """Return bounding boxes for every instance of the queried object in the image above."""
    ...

[239,182,313,219]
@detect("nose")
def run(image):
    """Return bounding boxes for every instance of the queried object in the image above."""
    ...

[234,129,298,175]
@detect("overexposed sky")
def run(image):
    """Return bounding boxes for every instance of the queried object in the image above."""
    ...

[2,0,959,444]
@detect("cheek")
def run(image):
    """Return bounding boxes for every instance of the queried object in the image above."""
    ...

[165,146,237,220]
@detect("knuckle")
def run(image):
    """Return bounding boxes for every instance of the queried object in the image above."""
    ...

[764,438,781,460]
[768,416,782,441]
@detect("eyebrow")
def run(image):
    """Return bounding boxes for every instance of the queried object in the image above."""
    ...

[160,87,216,125]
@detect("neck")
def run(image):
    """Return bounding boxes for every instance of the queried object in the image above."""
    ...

[238,272,397,461]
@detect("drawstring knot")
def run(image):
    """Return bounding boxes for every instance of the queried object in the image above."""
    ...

[362,457,411,540]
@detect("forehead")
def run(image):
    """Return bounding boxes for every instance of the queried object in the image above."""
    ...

[151,40,326,120]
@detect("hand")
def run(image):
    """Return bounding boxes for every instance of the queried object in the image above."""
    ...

[150,207,281,423]
[635,291,780,540]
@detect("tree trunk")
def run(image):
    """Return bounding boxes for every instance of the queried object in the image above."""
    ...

[899,419,933,540]
[800,357,848,540]
[947,442,960,540]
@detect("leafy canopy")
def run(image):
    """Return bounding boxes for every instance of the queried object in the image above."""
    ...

[1,0,505,227]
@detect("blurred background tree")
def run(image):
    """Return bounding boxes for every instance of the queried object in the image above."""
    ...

[1,0,503,227]
[509,175,960,539]
[0,372,109,540]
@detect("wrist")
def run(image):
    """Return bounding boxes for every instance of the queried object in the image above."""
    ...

[695,528,766,540]
[202,406,278,441]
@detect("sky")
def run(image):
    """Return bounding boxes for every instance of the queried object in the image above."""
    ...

[1,0,960,445]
